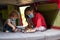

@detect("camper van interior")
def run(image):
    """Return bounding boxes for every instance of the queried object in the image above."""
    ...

[0,0,60,31]
[0,0,60,40]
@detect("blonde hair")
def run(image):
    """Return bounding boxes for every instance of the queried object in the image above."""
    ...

[9,10,19,17]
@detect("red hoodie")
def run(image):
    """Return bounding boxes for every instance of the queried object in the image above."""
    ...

[32,12,47,28]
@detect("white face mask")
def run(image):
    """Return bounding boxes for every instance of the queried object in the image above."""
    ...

[12,18,16,20]
[28,13,34,18]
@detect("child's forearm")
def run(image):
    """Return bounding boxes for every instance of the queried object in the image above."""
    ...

[7,23,16,30]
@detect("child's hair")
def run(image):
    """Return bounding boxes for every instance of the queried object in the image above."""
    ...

[25,7,35,14]
[9,10,19,17]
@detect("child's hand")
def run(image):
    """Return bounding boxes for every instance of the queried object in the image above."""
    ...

[12,27,16,31]
[25,29,36,33]
[13,28,18,32]
[14,29,17,32]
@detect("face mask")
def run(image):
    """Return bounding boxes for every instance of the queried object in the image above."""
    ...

[12,18,16,20]
[28,13,34,18]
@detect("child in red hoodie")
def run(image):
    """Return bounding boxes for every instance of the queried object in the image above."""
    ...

[24,7,47,32]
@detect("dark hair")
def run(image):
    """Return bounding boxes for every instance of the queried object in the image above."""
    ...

[25,7,35,14]
[9,10,18,17]
[24,7,35,18]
